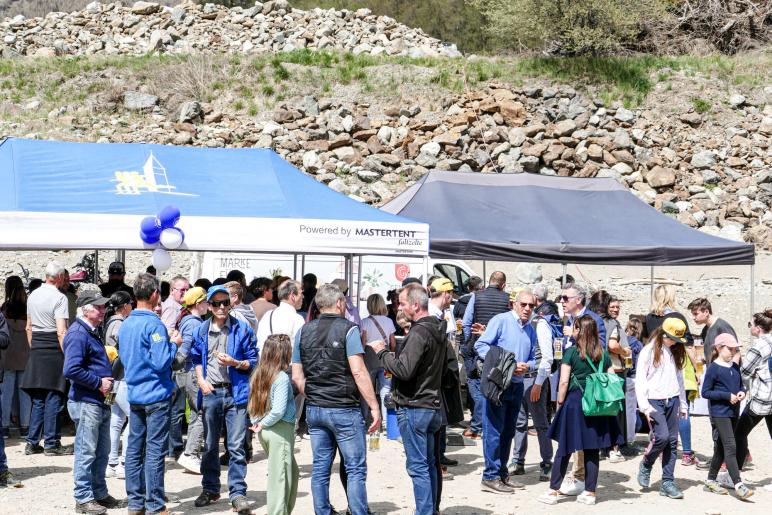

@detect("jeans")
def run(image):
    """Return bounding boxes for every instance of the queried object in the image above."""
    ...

[1,370,31,428]
[68,401,111,504]
[177,370,204,457]
[550,449,600,492]
[513,377,553,467]
[678,399,693,454]
[126,398,171,513]
[624,377,638,443]
[396,407,442,515]
[735,407,772,470]
[108,380,130,467]
[167,377,185,457]
[27,389,64,449]
[642,396,679,481]
[0,399,7,473]
[306,405,368,515]
[467,378,483,434]
[369,368,391,422]
[709,416,741,485]
[482,381,524,480]
[201,387,248,500]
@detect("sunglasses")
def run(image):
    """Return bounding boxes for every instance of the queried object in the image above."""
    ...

[519,302,536,308]
[210,299,231,308]
[560,295,577,302]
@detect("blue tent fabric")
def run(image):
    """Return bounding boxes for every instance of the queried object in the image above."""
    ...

[382,171,754,265]
[0,138,429,255]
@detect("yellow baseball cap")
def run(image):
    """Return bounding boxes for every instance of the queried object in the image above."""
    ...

[662,317,687,344]
[431,277,454,293]
[509,288,522,302]
[183,287,207,308]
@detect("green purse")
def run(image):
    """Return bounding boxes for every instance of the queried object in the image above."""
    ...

[572,351,625,417]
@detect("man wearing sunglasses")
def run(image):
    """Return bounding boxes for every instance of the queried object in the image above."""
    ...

[474,290,537,494]
[190,286,257,515]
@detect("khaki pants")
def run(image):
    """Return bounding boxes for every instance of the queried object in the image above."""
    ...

[570,451,585,481]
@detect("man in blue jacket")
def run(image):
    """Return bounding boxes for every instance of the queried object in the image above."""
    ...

[118,274,182,515]
[190,285,257,515]
[63,291,126,515]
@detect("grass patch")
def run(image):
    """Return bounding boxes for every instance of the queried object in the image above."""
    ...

[692,97,711,113]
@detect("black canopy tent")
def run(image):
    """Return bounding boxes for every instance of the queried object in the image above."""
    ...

[382,171,757,312]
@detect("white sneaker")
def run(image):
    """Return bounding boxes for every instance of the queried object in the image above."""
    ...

[609,450,625,463]
[537,491,559,505]
[177,453,202,475]
[717,470,733,489]
[105,465,116,478]
[559,478,585,496]
[106,464,125,479]
[577,492,597,505]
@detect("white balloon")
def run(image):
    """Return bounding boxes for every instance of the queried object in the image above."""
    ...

[160,228,184,250]
[152,248,172,272]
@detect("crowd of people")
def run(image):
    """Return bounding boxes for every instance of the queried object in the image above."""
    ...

[0,261,770,515]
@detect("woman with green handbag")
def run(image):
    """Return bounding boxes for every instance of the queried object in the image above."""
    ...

[634,317,688,500]
[537,315,623,506]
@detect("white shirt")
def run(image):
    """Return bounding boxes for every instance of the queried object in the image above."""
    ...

[429,302,456,338]
[160,297,181,333]
[635,342,687,415]
[534,318,554,386]
[255,301,305,352]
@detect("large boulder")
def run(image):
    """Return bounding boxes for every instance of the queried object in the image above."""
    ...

[644,166,676,188]
[123,91,158,111]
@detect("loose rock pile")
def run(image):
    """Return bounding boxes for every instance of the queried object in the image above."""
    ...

[0,1,461,58]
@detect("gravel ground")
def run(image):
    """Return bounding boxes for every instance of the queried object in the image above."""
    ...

[0,412,769,515]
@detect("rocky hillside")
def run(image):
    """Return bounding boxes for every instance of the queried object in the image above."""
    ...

[0,1,770,251]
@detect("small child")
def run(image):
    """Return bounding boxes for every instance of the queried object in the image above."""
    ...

[701,333,753,499]
[248,334,298,515]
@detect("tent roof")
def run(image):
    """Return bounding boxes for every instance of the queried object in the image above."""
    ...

[0,138,428,256]
[382,171,754,265]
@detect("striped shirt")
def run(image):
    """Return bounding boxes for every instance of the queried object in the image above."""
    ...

[740,334,772,416]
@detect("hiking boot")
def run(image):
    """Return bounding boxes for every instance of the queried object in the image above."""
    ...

[508,462,525,476]
[95,494,127,509]
[0,470,21,487]
[194,491,220,507]
[502,476,525,489]
[539,463,552,482]
[74,500,107,515]
[637,461,652,489]
[44,444,74,456]
[231,495,251,514]
[681,453,699,466]
[704,480,728,495]
[24,443,43,455]
[440,456,458,467]
[735,483,754,500]
[481,479,514,494]
[660,480,683,499]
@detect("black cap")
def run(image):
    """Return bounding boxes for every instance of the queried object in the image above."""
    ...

[76,291,109,307]
[108,261,125,274]
[556,274,575,285]
[401,277,422,287]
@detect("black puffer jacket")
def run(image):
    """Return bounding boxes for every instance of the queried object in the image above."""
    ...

[378,315,445,409]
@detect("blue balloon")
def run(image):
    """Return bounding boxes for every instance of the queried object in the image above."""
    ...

[157,205,181,229]
[140,229,161,245]
[139,216,162,245]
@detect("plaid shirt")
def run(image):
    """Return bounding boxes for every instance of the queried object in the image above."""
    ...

[741,334,772,416]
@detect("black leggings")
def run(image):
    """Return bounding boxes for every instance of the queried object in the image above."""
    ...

[550,449,600,492]
[735,407,772,470]
[709,416,741,485]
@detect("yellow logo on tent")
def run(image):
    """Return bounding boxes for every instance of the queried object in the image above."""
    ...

[112,152,196,197]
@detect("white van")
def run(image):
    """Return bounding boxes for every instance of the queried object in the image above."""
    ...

[190,252,476,311]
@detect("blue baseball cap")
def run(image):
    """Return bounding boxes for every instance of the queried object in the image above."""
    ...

[206,285,229,301]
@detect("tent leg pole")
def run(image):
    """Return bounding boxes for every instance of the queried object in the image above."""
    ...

[293,254,298,280]
[750,264,755,323]
[650,266,654,303]
[115,250,125,265]
[423,256,429,286]
[561,263,567,286]
[483,260,487,282]
[356,256,363,312]
[94,250,99,284]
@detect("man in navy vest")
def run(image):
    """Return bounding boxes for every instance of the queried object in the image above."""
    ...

[292,284,380,515]
[460,271,509,439]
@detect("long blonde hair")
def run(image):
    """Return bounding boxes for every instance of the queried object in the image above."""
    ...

[650,284,677,316]
[248,334,292,419]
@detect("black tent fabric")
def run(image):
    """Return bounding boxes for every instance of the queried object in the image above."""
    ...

[381,171,755,265]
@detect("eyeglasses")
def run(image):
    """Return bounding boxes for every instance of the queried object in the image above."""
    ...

[519,302,536,309]
[211,299,231,308]
[173,287,189,293]
[560,295,578,302]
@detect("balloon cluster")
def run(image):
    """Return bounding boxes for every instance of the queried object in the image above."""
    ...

[139,205,184,272]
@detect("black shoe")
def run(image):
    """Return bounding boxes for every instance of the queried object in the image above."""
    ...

[509,463,526,476]
[75,500,107,515]
[440,456,458,467]
[44,444,74,456]
[231,495,251,514]
[539,463,552,482]
[95,494,128,509]
[0,470,21,487]
[19,426,28,438]
[194,491,220,508]
[24,443,44,455]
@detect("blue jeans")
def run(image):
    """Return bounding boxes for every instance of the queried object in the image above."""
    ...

[678,400,692,454]
[108,381,129,467]
[643,396,680,482]
[126,398,171,513]
[396,407,442,515]
[1,370,31,428]
[306,405,368,515]
[0,399,7,473]
[482,381,524,480]
[201,387,248,500]
[27,389,64,449]
[467,378,483,434]
[513,377,553,467]
[168,378,185,457]
[68,401,111,504]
